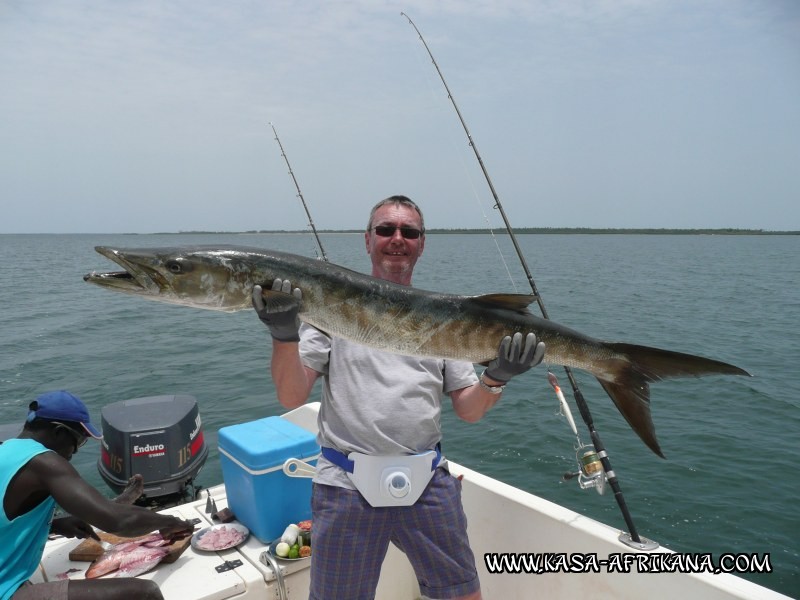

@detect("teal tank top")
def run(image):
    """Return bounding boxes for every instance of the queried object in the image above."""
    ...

[0,438,56,600]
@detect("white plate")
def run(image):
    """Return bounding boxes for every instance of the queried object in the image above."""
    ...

[191,523,249,552]
[268,537,311,561]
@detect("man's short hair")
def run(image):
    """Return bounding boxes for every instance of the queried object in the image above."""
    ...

[366,195,425,232]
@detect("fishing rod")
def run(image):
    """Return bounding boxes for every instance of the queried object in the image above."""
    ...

[269,122,329,262]
[401,12,655,549]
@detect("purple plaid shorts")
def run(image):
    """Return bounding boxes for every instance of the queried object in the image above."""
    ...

[309,468,480,600]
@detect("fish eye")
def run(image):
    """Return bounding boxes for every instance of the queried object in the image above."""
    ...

[165,259,192,274]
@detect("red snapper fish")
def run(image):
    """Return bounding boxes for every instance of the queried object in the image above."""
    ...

[85,532,172,579]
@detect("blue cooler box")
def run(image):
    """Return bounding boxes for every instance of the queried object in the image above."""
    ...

[218,416,319,543]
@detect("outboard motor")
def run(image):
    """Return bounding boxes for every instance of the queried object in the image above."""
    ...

[98,395,208,505]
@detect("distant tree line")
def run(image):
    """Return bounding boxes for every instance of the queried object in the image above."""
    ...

[165,228,798,235]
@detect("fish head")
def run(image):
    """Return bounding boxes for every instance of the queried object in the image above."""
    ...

[84,246,268,312]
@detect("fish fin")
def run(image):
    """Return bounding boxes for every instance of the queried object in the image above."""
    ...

[260,288,301,312]
[467,293,538,315]
[598,344,750,458]
[596,376,664,458]
[606,343,751,380]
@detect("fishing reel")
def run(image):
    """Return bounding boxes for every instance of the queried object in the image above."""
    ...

[548,371,607,495]
[563,445,607,495]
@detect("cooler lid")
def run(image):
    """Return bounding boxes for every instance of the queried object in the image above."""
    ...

[218,416,319,471]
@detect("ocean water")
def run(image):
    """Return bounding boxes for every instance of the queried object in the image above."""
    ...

[0,232,797,597]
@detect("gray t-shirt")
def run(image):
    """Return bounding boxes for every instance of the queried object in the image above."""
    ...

[299,323,478,489]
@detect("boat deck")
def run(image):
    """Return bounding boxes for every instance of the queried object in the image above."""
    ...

[32,403,792,600]
[36,481,421,599]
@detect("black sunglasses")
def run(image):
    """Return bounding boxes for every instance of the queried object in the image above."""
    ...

[372,225,424,240]
[52,422,88,451]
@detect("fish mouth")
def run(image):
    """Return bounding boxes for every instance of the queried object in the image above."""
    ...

[83,246,165,295]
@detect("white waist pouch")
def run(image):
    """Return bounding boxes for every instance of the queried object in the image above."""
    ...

[346,450,439,508]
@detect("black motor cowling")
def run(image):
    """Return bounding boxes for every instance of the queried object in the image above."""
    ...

[98,395,207,502]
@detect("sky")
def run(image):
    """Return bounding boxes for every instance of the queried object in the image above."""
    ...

[2,0,799,233]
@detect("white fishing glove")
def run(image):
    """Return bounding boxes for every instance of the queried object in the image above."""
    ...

[252,279,303,342]
[484,332,546,384]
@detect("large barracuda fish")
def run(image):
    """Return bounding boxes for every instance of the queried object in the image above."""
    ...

[84,245,750,457]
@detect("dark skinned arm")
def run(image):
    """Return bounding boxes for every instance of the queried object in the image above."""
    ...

[18,452,193,538]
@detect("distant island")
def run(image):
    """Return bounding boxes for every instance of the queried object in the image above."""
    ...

[157,228,799,235]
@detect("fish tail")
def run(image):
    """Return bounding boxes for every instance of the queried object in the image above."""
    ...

[598,343,751,458]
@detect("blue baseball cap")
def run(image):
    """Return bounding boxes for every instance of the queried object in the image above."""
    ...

[27,391,102,439]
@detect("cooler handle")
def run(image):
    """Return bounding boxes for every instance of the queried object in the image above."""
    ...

[283,457,316,478]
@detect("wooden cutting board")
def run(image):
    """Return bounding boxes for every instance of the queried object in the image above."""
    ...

[69,531,192,563]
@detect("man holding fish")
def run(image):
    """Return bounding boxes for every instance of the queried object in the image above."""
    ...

[0,390,195,600]
[253,195,545,600]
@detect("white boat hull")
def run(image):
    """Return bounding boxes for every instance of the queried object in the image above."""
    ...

[35,403,789,600]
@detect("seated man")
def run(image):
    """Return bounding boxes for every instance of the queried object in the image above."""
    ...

[0,390,195,600]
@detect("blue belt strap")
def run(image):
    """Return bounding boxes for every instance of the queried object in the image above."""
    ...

[321,445,442,474]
